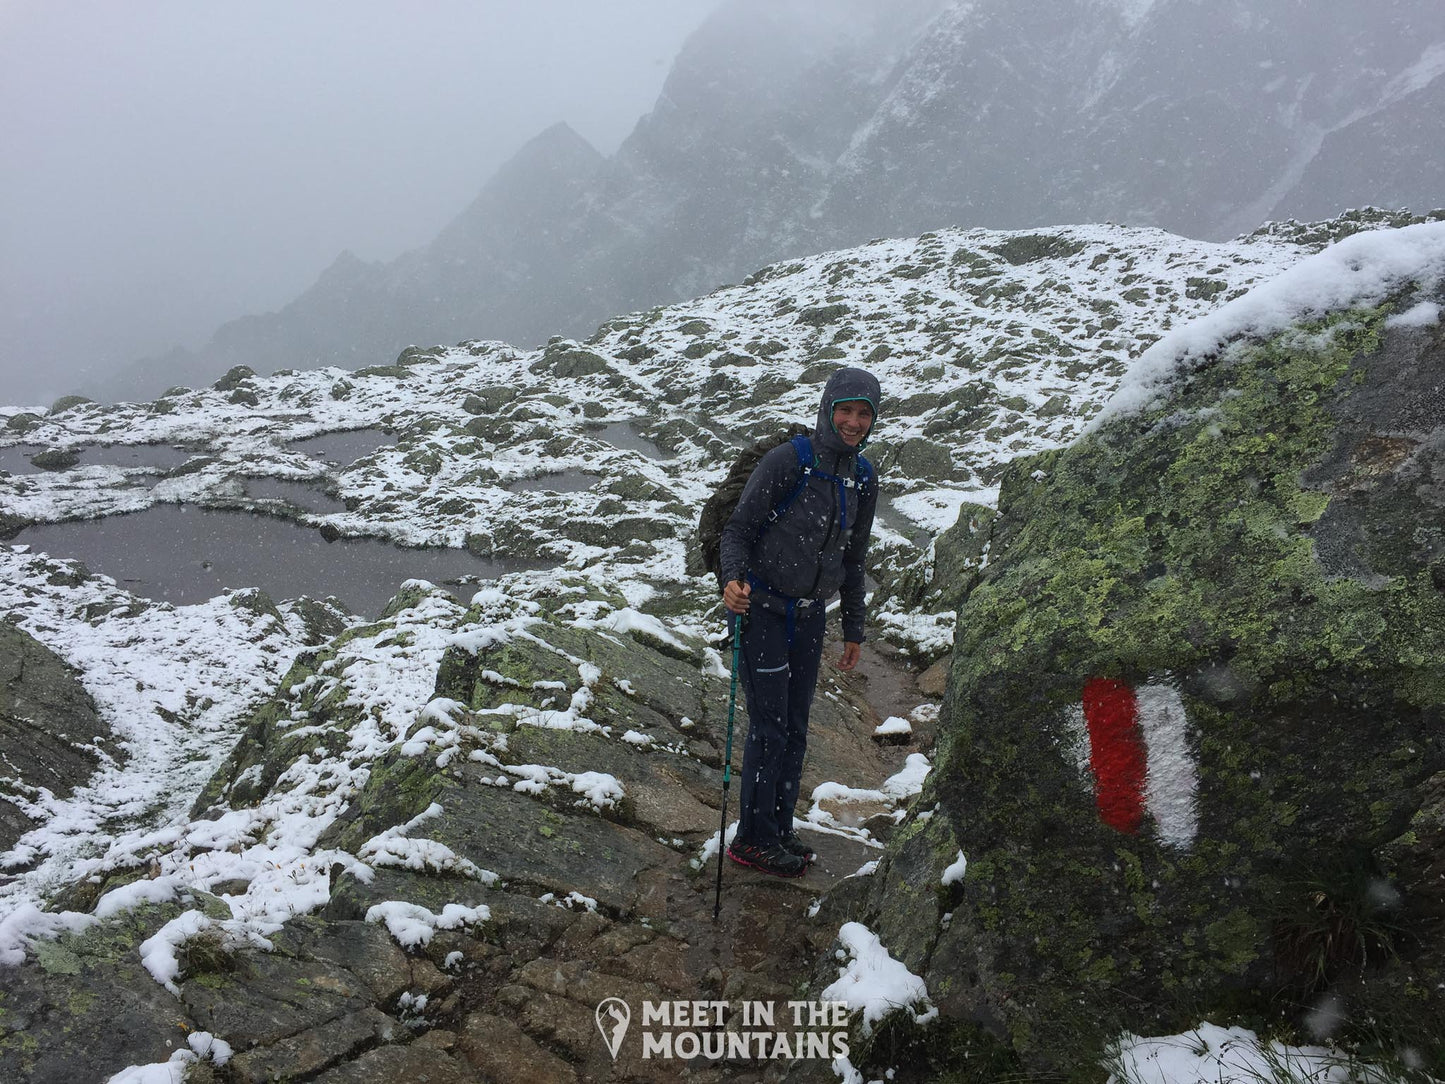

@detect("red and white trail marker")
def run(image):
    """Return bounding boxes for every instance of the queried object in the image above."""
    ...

[1068,678,1199,848]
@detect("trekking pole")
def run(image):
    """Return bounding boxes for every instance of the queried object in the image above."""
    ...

[713,608,742,921]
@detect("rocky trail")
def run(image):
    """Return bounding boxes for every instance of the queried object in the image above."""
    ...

[423,637,934,1084]
[2,609,938,1084]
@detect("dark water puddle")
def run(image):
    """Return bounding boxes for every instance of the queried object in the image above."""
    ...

[596,420,672,460]
[0,444,195,474]
[0,446,43,475]
[242,478,349,515]
[80,444,196,470]
[508,472,600,493]
[289,428,395,465]
[14,505,533,617]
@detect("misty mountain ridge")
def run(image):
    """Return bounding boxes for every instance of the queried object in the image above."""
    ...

[96,0,1445,403]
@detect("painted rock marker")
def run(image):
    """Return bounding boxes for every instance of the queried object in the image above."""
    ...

[1075,679,1199,847]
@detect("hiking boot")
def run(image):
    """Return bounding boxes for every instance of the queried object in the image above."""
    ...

[779,832,815,863]
[726,840,807,878]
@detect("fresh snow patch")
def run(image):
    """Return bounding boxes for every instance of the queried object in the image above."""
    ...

[365,901,490,947]
[0,903,97,966]
[138,910,275,996]
[874,716,912,738]
[578,606,691,654]
[822,921,936,1038]
[570,771,625,812]
[891,487,1000,528]
[94,875,188,919]
[501,763,624,811]
[358,809,498,883]
[881,754,931,800]
[1103,1022,1385,1083]
[1385,300,1441,328]
[692,820,739,870]
[105,1032,232,1083]
[1102,222,1445,422]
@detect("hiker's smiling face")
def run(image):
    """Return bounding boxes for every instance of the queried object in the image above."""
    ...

[831,399,874,447]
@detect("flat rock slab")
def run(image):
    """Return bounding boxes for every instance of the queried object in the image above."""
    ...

[179,946,377,1048]
[310,1040,481,1083]
[227,1006,398,1084]
[457,1011,579,1084]
[503,726,720,836]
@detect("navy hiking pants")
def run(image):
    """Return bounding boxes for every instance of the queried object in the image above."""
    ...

[737,600,827,846]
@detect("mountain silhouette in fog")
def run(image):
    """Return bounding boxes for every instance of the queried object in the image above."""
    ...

[102,0,1445,401]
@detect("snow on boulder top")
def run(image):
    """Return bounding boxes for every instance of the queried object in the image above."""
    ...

[1098,221,1445,425]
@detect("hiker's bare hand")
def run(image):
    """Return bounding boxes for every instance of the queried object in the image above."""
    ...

[838,641,861,671]
[723,579,751,614]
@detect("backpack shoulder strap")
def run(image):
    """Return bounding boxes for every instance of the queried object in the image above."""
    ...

[788,433,814,469]
[767,435,815,525]
[855,453,873,494]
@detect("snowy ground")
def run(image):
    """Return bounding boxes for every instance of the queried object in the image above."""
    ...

[4,216,1439,1082]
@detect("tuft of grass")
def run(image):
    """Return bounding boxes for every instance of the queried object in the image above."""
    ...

[1270,855,1407,997]
[846,1009,1031,1083]
[1100,1025,1436,1084]
[177,928,237,980]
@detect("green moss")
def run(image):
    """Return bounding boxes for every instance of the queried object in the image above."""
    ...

[322,749,449,853]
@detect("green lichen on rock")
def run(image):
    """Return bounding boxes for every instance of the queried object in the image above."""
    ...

[27,448,80,471]
[529,341,610,378]
[434,611,708,736]
[189,586,442,817]
[0,623,113,852]
[212,365,255,391]
[0,900,220,1083]
[851,295,1445,1073]
[353,363,412,380]
[796,303,850,327]
[47,395,92,416]
[989,234,1088,266]
[4,412,42,433]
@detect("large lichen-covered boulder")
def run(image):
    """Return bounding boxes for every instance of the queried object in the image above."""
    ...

[0,899,225,1084]
[0,622,115,853]
[844,231,1445,1073]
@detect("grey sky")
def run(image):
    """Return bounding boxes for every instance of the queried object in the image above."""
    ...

[0,0,718,406]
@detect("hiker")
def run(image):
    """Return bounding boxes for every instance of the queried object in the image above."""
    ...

[719,366,880,877]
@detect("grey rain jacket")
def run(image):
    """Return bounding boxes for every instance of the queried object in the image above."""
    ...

[719,367,881,644]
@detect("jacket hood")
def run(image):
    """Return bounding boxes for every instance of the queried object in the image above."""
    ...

[814,367,882,455]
